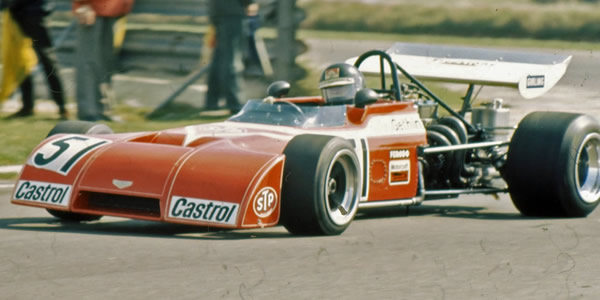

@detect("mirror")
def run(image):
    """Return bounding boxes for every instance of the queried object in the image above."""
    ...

[266,81,291,98]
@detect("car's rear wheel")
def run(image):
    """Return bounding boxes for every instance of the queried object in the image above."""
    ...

[504,112,600,217]
[281,135,361,235]
[45,121,113,222]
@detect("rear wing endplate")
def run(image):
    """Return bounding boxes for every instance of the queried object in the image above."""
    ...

[346,42,572,99]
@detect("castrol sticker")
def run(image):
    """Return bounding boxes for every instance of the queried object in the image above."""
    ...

[13,180,72,207]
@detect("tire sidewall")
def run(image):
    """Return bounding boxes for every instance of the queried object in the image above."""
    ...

[557,115,600,216]
[313,139,360,234]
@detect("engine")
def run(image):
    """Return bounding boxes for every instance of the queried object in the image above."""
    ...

[419,98,511,193]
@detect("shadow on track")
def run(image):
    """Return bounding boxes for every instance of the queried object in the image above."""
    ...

[357,203,525,221]
[0,201,534,240]
[0,216,294,240]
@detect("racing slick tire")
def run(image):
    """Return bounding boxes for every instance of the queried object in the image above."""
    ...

[504,112,600,217]
[45,121,113,222]
[281,135,361,235]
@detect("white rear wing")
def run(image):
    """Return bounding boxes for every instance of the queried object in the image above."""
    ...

[346,42,572,99]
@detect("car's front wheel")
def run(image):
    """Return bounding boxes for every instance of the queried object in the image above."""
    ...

[504,112,600,217]
[281,135,361,235]
[45,121,113,222]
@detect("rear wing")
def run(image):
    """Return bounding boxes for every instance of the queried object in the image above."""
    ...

[346,42,572,99]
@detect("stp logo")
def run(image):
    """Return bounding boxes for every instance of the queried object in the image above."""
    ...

[253,187,278,218]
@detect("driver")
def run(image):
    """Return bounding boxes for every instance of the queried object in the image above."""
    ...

[318,63,366,105]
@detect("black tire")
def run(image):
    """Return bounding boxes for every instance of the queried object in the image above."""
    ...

[504,112,600,217]
[47,120,113,137]
[281,135,361,235]
[45,121,113,222]
[46,209,103,222]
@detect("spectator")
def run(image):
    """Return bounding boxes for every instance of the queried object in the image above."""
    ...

[72,0,134,121]
[243,3,262,76]
[205,0,254,115]
[4,0,68,119]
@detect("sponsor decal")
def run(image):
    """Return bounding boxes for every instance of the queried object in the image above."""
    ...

[29,135,111,175]
[369,159,387,184]
[324,67,340,80]
[13,180,72,207]
[367,115,425,135]
[389,159,410,185]
[390,149,410,159]
[169,196,238,225]
[184,124,247,146]
[526,75,545,88]
[253,187,278,218]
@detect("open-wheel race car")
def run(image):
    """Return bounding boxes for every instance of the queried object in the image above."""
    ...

[11,43,600,235]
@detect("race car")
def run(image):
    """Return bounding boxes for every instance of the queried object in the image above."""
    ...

[11,43,600,235]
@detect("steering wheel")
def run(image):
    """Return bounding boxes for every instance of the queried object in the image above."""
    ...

[353,50,402,101]
[273,100,306,123]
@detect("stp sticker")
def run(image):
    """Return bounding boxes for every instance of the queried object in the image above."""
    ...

[253,187,278,218]
[29,135,111,175]
[13,180,72,207]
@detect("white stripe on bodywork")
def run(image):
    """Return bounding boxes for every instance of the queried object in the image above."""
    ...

[183,112,425,146]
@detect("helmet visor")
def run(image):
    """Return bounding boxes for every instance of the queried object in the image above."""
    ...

[322,84,356,104]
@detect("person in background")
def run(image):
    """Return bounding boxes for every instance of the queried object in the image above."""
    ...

[204,0,254,115]
[72,0,134,121]
[4,0,67,119]
[243,3,262,77]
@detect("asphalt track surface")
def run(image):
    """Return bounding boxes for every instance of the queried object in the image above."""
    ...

[2,40,600,299]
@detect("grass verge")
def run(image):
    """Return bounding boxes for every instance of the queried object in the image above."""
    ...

[299,1,600,42]
[0,105,226,167]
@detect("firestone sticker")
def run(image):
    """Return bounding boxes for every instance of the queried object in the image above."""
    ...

[13,180,72,207]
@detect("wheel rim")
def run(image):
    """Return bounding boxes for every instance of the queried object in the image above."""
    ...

[325,149,360,226]
[576,133,600,203]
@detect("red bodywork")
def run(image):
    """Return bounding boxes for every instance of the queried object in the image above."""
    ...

[11,97,427,229]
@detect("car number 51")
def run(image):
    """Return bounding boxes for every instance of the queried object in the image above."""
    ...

[29,135,112,175]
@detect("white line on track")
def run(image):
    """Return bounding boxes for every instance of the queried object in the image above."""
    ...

[0,183,15,190]
[0,165,22,173]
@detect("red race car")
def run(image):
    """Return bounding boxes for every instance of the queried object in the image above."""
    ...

[11,44,600,235]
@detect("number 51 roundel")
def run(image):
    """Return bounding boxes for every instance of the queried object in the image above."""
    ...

[28,135,112,175]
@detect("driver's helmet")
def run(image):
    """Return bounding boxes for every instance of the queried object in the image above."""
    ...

[318,63,366,105]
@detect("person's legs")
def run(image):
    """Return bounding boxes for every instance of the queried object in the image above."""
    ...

[11,13,65,117]
[23,14,67,116]
[205,21,225,110]
[76,18,113,120]
[97,17,116,118]
[220,17,243,112]
[13,75,34,116]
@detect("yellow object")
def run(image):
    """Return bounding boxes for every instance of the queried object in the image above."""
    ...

[113,16,128,53]
[0,10,38,103]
